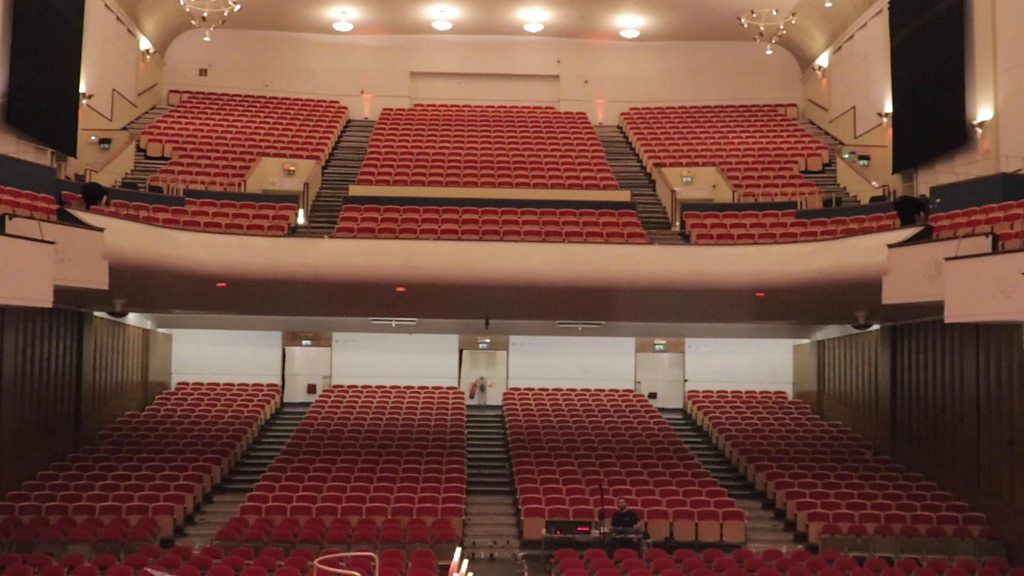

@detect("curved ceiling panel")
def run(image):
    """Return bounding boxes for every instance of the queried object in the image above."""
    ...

[114,0,878,70]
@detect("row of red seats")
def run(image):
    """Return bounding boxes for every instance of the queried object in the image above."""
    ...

[690,224,899,245]
[551,547,1016,576]
[339,214,642,230]
[0,545,439,576]
[215,516,458,548]
[225,386,466,546]
[332,223,648,243]
[87,205,290,236]
[361,104,617,191]
[4,384,280,544]
[143,91,347,191]
[687,391,992,547]
[0,187,58,221]
[505,389,728,541]
[931,200,1024,247]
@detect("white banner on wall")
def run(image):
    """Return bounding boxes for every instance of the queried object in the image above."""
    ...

[330,333,459,386]
[170,329,283,385]
[684,338,798,396]
[508,335,636,389]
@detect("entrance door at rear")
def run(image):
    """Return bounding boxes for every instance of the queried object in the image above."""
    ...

[283,346,332,403]
[459,349,508,405]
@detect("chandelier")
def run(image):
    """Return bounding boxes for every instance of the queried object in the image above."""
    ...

[738,8,798,55]
[179,0,242,42]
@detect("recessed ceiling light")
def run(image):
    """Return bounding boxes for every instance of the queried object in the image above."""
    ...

[395,286,408,293]
[517,7,550,22]
[824,0,833,6]
[755,291,766,298]
[619,28,641,39]
[332,20,354,32]
[523,22,544,33]
[215,282,228,288]
[432,19,454,31]
[615,14,645,28]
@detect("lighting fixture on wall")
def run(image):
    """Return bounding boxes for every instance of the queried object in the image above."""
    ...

[972,118,989,134]
[178,0,242,42]
[877,110,891,123]
[738,8,797,55]
[139,35,156,60]
[973,108,994,134]
[812,51,829,77]
[79,92,94,106]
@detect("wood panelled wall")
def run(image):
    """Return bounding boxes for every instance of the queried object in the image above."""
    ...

[81,317,154,444]
[0,308,84,492]
[817,329,892,453]
[815,321,1024,558]
[0,309,169,492]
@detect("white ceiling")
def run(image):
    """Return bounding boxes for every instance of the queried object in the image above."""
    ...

[216,0,801,42]
[114,0,879,68]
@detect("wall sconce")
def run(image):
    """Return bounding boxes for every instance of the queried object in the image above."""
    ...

[877,111,891,123]
[812,64,826,78]
[972,118,989,134]
[80,92,94,106]
[142,48,155,61]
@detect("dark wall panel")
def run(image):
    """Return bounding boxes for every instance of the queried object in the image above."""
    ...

[817,330,891,453]
[80,317,151,444]
[818,321,1024,558]
[0,307,84,492]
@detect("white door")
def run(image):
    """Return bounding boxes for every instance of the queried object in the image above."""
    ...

[635,352,686,409]
[283,346,332,403]
[459,350,508,405]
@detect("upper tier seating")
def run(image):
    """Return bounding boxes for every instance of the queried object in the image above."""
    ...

[0,383,280,549]
[505,389,743,544]
[686,391,996,557]
[683,210,900,244]
[620,105,828,206]
[930,200,1024,250]
[0,545,439,576]
[141,91,348,192]
[62,191,297,236]
[356,104,620,191]
[550,546,1019,576]
[333,204,648,243]
[218,386,465,555]
[0,187,58,221]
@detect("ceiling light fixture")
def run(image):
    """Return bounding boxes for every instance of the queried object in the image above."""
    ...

[738,8,797,55]
[824,0,834,7]
[432,19,454,31]
[619,28,641,39]
[555,320,605,331]
[369,317,419,327]
[179,0,242,41]
[427,4,459,30]
[523,22,544,33]
[332,20,354,32]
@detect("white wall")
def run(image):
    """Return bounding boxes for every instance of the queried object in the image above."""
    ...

[81,0,138,116]
[995,0,1024,170]
[636,352,685,409]
[170,329,283,384]
[683,338,799,396]
[829,9,891,136]
[283,346,331,403]
[330,332,459,386]
[508,335,636,389]
[162,30,804,123]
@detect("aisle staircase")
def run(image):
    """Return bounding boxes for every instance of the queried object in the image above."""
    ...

[464,406,520,560]
[595,125,685,245]
[174,405,308,548]
[801,122,859,207]
[120,105,172,191]
[661,408,802,553]
[295,119,375,237]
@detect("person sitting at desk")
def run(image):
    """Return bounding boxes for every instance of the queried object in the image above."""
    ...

[611,498,640,534]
